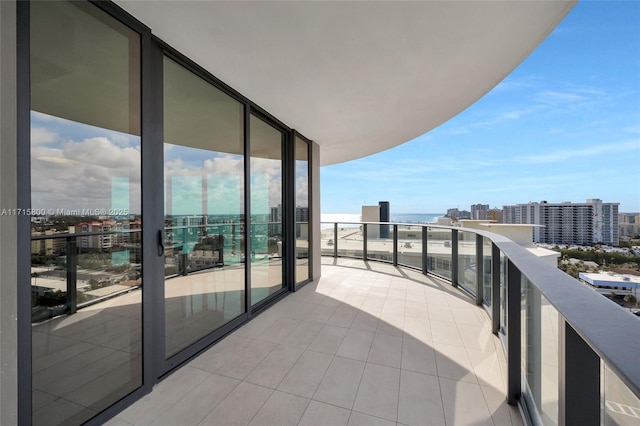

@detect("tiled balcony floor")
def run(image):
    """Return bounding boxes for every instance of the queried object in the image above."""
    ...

[108,258,523,426]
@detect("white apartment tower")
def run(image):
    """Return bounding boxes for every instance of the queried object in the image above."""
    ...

[503,199,619,246]
[471,204,490,220]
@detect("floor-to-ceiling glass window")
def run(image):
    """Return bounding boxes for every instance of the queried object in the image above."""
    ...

[295,136,310,285]
[30,2,142,424]
[163,57,246,357]
[250,115,285,305]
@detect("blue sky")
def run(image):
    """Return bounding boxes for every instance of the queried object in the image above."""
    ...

[321,1,640,214]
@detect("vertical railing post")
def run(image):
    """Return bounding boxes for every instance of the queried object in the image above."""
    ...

[559,319,600,426]
[491,243,500,334]
[362,223,368,261]
[422,227,428,275]
[333,222,338,258]
[392,224,398,266]
[475,234,483,305]
[66,236,77,314]
[451,229,458,287]
[507,259,521,405]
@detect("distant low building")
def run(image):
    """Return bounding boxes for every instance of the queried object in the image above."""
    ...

[578,271,640,296]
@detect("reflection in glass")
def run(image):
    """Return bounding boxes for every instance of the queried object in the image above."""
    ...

[458,231,476,295]
[295,137,310,284]
[163,57,245,357]
[397,226,422,269]
[426,228,452,279]
[483,237,492,306]
[30,1,142,424]
[250,115,285,305]
[521,278,559,425]
[603,363,640,426]
[335,222,364,258]
[499,251,507,337]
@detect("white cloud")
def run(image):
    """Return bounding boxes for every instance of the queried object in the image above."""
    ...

[31,135,142,212]
[31,127,58,146]
[516,140,640,164]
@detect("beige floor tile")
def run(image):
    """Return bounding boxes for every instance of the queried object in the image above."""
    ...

[457,323,495,351]
[439,377,493,426]
[428,304,456,323]
[382,299,406,316]
[313,356,365,409]
[277,350,333,398]
[398,370,446,426]
[245,345,304,389]
[376,313,405,336]
[352,363,400,421]
[336,329,375,361]
[466,347,505,390]
[118,366,210,425]
[481,384,523,426]
[281,321,325,349]
[434,342,478,384]
[248,390,310,426]
[367,332,403,368]
[214,339,277,380]
[149,374,239,426]
[307,324,349,355]
[403,316,432,342]
[401,337,438,376]
[255,317,300,344]
[430,319,464,347]
[306,304,339,323]
[298,400,351,426]
[326,304,359,328]
[200,382,273,426]
[350,311,380,332]
[347,411,396,426]
[404,300,429,318]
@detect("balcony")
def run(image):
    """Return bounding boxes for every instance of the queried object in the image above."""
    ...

[32,222,640,425]
[108,257,520,426]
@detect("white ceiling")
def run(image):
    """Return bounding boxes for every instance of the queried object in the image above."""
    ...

[115,0,576,165]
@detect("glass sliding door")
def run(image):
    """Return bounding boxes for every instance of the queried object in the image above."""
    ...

[250,115,285,305]
[30,2,142,424]
[163,57,246,357]
[295,136,310,285]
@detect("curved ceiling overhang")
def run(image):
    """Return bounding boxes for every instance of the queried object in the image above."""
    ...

[115,0,576,165]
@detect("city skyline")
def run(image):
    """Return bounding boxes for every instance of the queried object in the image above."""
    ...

[320,1,640,214]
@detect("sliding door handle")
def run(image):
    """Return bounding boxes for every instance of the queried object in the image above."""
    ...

[157,229,165,256]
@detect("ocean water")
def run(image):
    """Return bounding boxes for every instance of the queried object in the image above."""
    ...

[321,212,443,228]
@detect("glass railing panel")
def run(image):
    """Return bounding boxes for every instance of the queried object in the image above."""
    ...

[603,363,640,425]
[499,250,507,338]
[336,222,363,258]
[31,236,72,323]
[521,276,559,425]
[367,223,394,263]
[76,232,142,307]
[483,237,492,307]
[458,230,476,296]
[397,225,422,269]
[320,222,336,257]
[426,227,452,279]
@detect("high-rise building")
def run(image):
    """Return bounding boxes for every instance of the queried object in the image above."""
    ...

[503,199,620,245]
[471,203,490,220]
